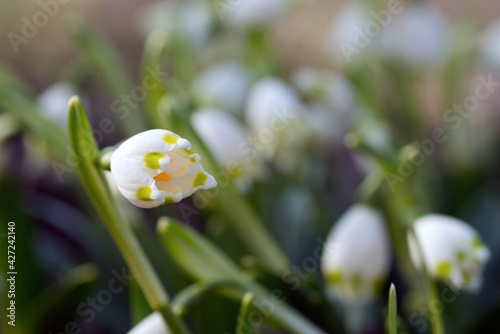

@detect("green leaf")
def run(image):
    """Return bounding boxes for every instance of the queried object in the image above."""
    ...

[389,283,397,334]
[21,264,99,334]
[157,217,327,334]
[129,280,152,327]
[156,217,243,283]
[236,292,256,334]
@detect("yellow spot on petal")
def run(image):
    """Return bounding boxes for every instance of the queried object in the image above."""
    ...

[436,262,452,279]
[326,271,342,286]
[154,172,172,182]
[472,237,484,249]
[457,250,466,263]
[163,196,176,204]
[136,186,153,202]
[192,172,207,188]
[189,157,196,163]
[183,148,196,155]
[164,133,180,144]
[145,152,165,169]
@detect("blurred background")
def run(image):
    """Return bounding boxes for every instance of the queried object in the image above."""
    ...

[1,0,500,333]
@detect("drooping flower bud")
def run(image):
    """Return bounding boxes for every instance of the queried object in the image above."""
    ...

[408,214,490,292]
[321,205,391,301]
[110,129,216,208]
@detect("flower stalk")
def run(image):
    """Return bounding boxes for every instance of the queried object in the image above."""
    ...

[68,97,190,334]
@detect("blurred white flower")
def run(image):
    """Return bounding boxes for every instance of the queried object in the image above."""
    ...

[291,67,355,114]
[137,1,176,37]
[36,82,76,128]
[480,19,500,69]
[176,0,213,49]
[246,77,302,132]
[245,77,307,171]
[110,129,216,208]
[138,0,213,49]
[192,62,251,114]
[324,2,373,65]
[321,205,391,301]
[223,0,296,29]
[191,108,264,191]
[128,312,169,334]
[379,3,448,65]
[408,214,490,292]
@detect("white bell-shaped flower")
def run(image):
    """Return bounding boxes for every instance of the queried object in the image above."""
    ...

[191,108,264,191]
[191,62,250,114]
[128,312,169,334]
[245,77,307,171]
[408,214,491,292]
[223,0,295,29]
[324,2,373,65]
[321,205,391,301]
[110,129,216,208]
[37,82,76,128]
[291,67,355,114]
[379,3,448,65]
[246,77,303,133]
[480,19,500,69]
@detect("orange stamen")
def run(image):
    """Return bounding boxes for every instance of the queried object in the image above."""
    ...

[154,172,172,181]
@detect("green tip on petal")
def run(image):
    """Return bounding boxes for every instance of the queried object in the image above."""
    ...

[145,152,165,169]
[192,172,207,188]
[137,186,153,202]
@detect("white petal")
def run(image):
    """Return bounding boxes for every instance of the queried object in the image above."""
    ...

[409,214,490,291]
[225,0,294,29]
[192,62,250,113]
[128,312,169,334]
[322,204,391,301]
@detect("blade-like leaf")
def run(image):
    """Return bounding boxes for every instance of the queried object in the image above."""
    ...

[236,292,256,334]
[389,283,397,334]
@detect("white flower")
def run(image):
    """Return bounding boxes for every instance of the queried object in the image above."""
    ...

[110,129,217,208]
[245,77,307,171]
[291,67,355,114]
[37,82,76,128]
[223,0,295,29]
[321,205,391,301]
[408,214,490,292]
[246,77,302,132]
[128,312,169,334]
[191,62,250,114]
[379,3,448,65]
[480,19,500,69]
[137,0,213,49]
[324,2,373,65]
[191,108,264,191]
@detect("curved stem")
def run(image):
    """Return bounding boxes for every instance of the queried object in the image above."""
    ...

[68,97,190,334]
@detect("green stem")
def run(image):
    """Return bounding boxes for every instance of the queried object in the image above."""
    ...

[410,227,445,334]
[68,97,190,334]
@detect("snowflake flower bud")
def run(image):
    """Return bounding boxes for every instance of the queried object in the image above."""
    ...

[321,205,391,301]
[110,129,216,208]
[128,312,169,334]
[408,214,491,292]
